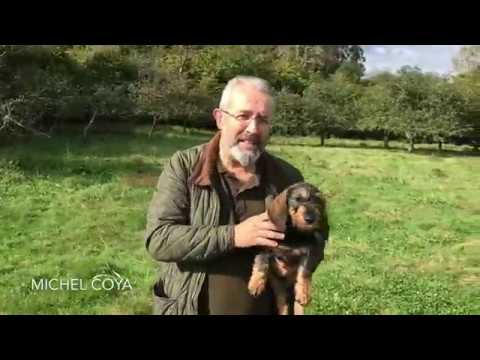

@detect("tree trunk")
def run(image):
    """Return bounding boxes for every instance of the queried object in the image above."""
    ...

[438,140,443,151]
[83,110,97,140]
[179,46,189,75]
[405,131,415,153]
[408,138,415,153]
[149,115,158,138]
[0,119,8,132]
[183,118,187,133]
[383,133,390,149]
[320,133,325,147]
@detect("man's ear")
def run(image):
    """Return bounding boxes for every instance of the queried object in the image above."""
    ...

[267,190,288,229]
[213,109,223,130]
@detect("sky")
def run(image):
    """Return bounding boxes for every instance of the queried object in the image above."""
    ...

[362,45,464,76]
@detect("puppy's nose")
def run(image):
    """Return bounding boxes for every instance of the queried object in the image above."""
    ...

[304,214,315,224]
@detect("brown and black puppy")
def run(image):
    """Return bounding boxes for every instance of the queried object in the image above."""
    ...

[248,182,329,315]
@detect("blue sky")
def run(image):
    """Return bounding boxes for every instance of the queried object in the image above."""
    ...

[362,45,464,76]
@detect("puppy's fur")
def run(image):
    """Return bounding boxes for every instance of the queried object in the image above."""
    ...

[248,182,329,315]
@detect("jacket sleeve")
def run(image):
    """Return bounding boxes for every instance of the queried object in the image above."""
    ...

[145,151,235,263]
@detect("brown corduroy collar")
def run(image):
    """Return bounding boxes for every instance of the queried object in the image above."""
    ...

[189,131,221,187]
[189,131,266,188]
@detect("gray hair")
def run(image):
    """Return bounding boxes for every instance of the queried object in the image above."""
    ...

[219,76,274,110]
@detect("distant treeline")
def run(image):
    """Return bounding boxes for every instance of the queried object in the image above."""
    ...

[0,45,479,151]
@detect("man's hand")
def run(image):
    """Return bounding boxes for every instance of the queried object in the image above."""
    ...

[233,212,285,248]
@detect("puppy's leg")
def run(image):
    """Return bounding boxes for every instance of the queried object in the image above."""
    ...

[293,301,305,315]
[248,253,270,297]
[294,239,325,308]
[294,264,313,307]
[269,275,290,315]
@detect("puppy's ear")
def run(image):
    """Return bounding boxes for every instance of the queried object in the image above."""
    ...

[265,194,275,210]
[267,190,288,228]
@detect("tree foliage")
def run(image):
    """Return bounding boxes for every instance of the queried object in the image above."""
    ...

[1,45,478,152]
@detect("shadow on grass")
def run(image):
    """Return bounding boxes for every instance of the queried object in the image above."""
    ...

[0,130,211,183]
[15,156,162,179]
[271,140,480,158]
[3,130,478,185]
[6,131,209,157]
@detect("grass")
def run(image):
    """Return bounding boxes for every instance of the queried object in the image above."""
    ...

[1,126,479,314]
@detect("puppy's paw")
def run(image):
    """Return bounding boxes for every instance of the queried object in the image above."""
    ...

[248,275,267,297]
[274,258,289,277]
[294,280,312,306]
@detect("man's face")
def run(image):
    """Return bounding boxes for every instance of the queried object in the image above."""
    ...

[214,85,273,168]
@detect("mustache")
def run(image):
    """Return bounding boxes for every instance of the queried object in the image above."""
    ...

[236,134,261,144]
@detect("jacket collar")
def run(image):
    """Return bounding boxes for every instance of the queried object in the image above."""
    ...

[189,131,222,187]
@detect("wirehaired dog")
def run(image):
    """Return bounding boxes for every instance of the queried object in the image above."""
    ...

[248,182,329,315]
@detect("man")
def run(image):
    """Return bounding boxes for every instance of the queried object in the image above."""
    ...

[145,76,303,315]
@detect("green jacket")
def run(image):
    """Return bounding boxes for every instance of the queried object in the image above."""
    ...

[145,132,303,315]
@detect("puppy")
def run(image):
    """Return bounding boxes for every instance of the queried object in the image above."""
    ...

[248,182,329,315]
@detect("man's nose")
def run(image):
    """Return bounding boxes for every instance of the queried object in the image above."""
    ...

[245,118,259,134]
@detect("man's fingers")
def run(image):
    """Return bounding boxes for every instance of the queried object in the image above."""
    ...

[259,230,285,241]
[258,212,270,221]
[259,221,285,233]
[256,238,278,248]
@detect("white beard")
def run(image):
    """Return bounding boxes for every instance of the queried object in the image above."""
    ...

[230,144,261,168]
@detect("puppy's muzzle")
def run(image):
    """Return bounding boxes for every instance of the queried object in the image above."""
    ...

[303,211,316,225]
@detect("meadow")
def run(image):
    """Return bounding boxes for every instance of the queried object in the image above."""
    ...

[1,127,479,314]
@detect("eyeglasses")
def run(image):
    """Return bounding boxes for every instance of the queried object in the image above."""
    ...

[220,109,271,126]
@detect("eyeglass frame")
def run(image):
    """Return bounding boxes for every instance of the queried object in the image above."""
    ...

[219,109,271,126]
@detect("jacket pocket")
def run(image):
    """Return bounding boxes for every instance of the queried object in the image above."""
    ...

[152,279,179,315]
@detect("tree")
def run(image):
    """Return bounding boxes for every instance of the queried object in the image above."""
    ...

[381,66,469,153]
[358,73,400,148]
[273,89,305,136]
[0,46,79,137]
[154,45,205,77]
[132,70,214,136]
[302,80,334,145]
[334,61,365,84]
[189,46,275,91]
[453,70,480,150]
[425,79,467,150]
[86,85,135,138]
[302,75,361,146]
[391,66,436,152]
[132,71,178,137]
[270,54,310,94]
[0,94,54,138]
[4,44,478,147]
[284,45,366,77]
[453,46,480,74]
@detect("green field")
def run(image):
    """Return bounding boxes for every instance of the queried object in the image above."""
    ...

[1,127,479,315]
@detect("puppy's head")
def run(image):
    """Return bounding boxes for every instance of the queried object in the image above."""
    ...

[268,182,327,234]
[287,182,327,233]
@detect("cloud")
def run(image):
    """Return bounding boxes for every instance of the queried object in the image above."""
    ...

[372,46,387,55]
[362,45,464,76]
[391,47,418,58]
